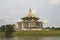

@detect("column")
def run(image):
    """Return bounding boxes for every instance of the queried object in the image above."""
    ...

[22,23,24,30]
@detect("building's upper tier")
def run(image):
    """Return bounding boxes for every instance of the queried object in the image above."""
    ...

[21,9,39,21]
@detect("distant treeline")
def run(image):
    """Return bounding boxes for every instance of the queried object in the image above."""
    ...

[0,24,15,32]
[45,27,60,30]
[52,28,60,30]
[0,24,16,37]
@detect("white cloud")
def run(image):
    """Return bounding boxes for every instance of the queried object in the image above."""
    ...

[52,24,60,27]
[43,20,52,27]
[14,19,22,22]
[43,20,50,24]
[49,0,60,6]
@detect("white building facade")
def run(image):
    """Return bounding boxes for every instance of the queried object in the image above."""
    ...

[17,9,43,30]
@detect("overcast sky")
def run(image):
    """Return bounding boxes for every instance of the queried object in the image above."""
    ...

[0,0,60,27]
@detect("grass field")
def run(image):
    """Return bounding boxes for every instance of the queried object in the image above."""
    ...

[0,30,60,37]
[0,32,5,37]
[13,30,60,36]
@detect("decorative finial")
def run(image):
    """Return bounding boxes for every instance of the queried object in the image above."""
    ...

[29,8,31,12]
[26,8,34,17]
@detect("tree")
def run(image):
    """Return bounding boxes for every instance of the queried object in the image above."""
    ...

[52,27,55,29]
[45,27,50,29]
[0,27,1,32]
[1,25,5,32]
[5,24,15,37]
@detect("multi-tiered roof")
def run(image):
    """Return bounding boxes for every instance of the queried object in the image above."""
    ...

[21,9,39,21]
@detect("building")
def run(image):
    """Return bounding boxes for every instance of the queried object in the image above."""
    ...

[17,9,43,30]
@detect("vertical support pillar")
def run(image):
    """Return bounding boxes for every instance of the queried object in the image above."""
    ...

[22,22,24,30]
[28,22,31,30]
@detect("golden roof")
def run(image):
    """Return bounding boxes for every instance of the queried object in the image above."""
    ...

[26,9,35,17]
[21,9,39,20]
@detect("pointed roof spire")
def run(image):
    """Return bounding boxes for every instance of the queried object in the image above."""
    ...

[26,8,35,17]
[21,8,39,20]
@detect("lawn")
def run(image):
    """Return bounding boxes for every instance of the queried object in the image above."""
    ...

[13,30,60,36]
[0,30,60,37]
[0,32,5,37]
